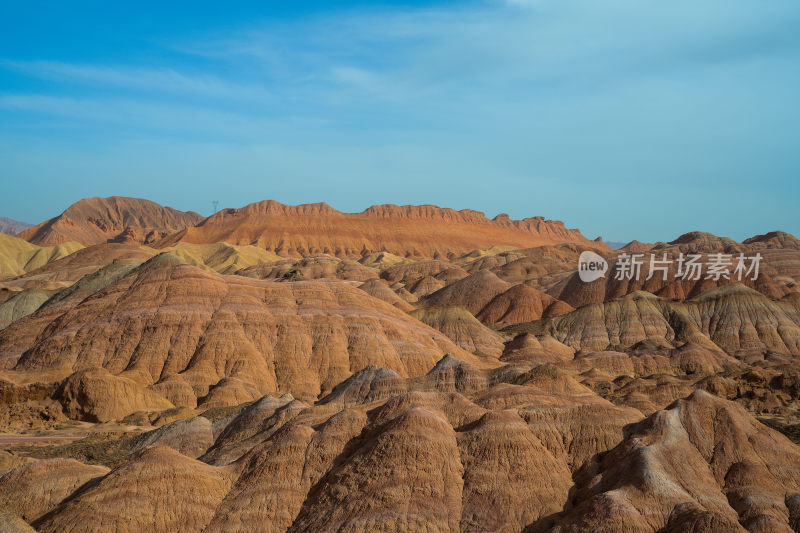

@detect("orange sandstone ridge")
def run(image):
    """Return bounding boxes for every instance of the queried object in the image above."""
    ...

[19,197,203,247]
[156,200,607,259]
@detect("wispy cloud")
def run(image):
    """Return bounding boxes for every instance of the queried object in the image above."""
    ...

[178,0,800,110]
[0,93,279,138]
[1,60,272,103]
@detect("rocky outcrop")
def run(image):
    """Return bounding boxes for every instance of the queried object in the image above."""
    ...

[236,254,376,281]
[546,391,800,532]
[357,279,415,311]
[0,289,51,329]
[34,446,233,533]
[56,367,175,422]
[516,286,800,358]
[410,306,506,356]
[288,406,465,531]
[157,242,283,274]
[19,196,203,246]
[156,200,605,259]
[0,255,491,405]
[476,283,574,325]
[317,366,407,407]
[425,270,513,315]
[1,243,153,291]
[0,459,109,523]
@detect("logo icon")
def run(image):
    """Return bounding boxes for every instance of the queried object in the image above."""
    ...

[578,251,608,282]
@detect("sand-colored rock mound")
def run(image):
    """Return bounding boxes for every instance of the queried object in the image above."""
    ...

[516,285,800,357]
[506,364,596,397]
[19,196,203,247]
[369,390,488,429]
[318,365,406,407]
[0,233,83,279]
[56,367,175,422]
[205,408,367,532]
[155,200,604,259]
[408,274,447,297]
[485,242,593,283]
[0,260,141,370]
[237,254,377,281]
[744,230,800,250]
[34,446,233,533]
[410,306,506,356]
[357,251,409,268]
[0,509,36,533]
[1,243,153,291]
[619,239,654,253]
[356,278,414,311]
[289,406,465,532]
[420,354,490,395]
[1,254,489,407]
[604,374,696,414]
[544,232,800,308]
[501,333,575,365]
[564,342,740,379]
[198,377,263,410]
[453,244,519,263]
[424,269,513,315]
[0,450,34,475]
[664,231,743,253]
[380,259,468,286]
[155,242,283,274]
[457,410,573,531]
[548,390,800,532]
[477,283,574,325]
[200,395,308,466]
[0,458,109,522]
[128,416,214,458]
[549,255,790,310]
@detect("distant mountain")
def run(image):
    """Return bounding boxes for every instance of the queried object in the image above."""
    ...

[156,200,608,259]
[0,217,32,236]
[18,196,204,246]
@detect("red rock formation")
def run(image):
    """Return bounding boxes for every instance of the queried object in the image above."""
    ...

[0,254,492,408]
[410,306,506,357]
[520,286,800,357]
[476,283,574,325]
[19,197,203,246]
[619,239,655,253]
[356,279,415,312]
[156,200,606,259]
[2,243,154,291]
[236,254,377,282]
[0,459,109,523]
[547,232,800,308]
[424,270,513,315]
[34,446,233,533]
[56,367,175,422]
[548,391,800,532]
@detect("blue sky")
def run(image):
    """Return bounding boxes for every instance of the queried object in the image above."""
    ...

[1,0,798,243]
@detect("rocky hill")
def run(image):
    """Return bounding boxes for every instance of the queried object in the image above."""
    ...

[18,197,203,246]
[155,200,605,259]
